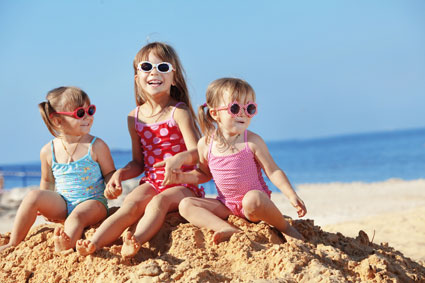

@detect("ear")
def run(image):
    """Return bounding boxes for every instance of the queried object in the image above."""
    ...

[51,115,62,127]
[209,108,220,122]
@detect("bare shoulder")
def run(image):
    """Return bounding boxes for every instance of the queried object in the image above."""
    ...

[246,130,268,152]
[247,130,266,144]
[126,108,138,131]
[40,140,53,163]
[128,107,137,117]
[92,137,110,151]
[197,136,209,157]
[198,136,209,148]
[173,102,191,121]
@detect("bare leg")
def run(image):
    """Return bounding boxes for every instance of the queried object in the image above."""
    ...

[77,184,156,256]
[242,190,304,241]
[121,186,195,258]
[179,197,240,244]
[0,190,67,252]
[54,200,107,252]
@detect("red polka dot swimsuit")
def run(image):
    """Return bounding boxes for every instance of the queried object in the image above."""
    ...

[135,102,204,197]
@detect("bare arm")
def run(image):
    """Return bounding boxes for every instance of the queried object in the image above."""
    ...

[91,137,116,184]
[173,104,199,150]
[105,110,144,199]
[248,131,307,217]
[160,137,212,185]
[39,142,55,191]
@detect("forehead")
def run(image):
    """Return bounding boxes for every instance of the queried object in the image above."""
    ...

[221,90,255,104]
[146,52,163,62]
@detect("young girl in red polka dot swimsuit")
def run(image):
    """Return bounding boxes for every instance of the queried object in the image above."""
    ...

[168,78,307,244]
[135,101,203,196]
[77,42,203,258]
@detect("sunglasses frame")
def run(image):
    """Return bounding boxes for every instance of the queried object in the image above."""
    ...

[215,101,258,118]
[53,105,96,119]
[137,61,174,74]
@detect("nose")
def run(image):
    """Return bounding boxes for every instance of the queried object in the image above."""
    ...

[150,64,160,74]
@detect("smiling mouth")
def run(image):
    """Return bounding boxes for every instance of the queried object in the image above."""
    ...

[148,80,163,86]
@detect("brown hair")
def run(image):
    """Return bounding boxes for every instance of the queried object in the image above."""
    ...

[38,86,90,137]
[199,78,256,144]
[133,42,200,137]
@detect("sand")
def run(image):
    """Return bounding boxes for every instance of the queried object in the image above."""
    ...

[1,179,424,282]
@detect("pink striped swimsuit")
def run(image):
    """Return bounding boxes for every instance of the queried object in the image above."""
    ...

[208,130,271,218]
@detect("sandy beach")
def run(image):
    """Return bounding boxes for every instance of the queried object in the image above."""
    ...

[1,178,424,282]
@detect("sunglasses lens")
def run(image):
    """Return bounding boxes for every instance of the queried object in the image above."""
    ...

[76,108,86,118]
[157,63,170,73]
[247,104,257,115]
[88,106,96,116]
[140,62,153,72]
[230,103,240,115]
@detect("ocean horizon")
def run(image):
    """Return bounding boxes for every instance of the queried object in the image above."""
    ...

[1,127,424,193]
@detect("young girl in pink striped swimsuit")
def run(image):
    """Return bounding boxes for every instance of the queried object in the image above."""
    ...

[167,78,307,243]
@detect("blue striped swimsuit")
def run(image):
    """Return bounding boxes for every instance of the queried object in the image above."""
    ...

[51,137,108,215]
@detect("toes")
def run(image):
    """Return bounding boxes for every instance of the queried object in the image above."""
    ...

[54,226,62,236]
[60,231,70,241]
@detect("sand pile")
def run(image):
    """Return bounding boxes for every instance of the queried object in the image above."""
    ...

[1,212,424,282]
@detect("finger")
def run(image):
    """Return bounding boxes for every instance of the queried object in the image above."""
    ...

[153,161,165,168]
[105,190,114,199]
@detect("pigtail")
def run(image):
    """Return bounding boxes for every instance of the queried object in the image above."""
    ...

[38,101,60,137]
[198,103,216,144]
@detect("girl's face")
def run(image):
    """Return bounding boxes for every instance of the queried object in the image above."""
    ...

[212,91,255,136]
[55,103,94,136]
[135,52,175,100]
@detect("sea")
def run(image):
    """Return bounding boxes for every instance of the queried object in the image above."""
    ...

[1,127,424,194]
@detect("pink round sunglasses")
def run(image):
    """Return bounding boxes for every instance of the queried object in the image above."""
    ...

[214,101,258,118]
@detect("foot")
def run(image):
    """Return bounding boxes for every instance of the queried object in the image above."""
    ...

[121,231,141,259]
[282,225,305,242]
[213,227,240,244]
[76,239,97,256]
[53,226,73,252]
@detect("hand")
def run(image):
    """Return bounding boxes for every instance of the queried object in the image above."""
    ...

[289,195,307,218]
[104,171,123,199]
[153,154,186,186]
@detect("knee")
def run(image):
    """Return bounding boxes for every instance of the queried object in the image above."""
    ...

[23,190,44,206]
[178,197,197,218]
[145,194,170,214]
[121,200,146,220]
[67,210,86,224]
[242,190,268,218]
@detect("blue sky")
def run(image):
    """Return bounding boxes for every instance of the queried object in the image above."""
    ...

[0,0,424,165]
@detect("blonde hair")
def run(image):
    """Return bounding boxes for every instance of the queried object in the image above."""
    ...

[133,42,200,137]
[38,86,90,137]
[199,78,256,144]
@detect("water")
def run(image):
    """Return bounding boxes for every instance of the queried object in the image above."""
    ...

[1,128,424,194]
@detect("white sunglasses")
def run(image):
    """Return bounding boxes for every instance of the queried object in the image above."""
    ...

[137,61,174,74]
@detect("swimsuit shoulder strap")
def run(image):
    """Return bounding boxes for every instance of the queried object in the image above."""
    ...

[51,140,57,163]
[170,102,186,120]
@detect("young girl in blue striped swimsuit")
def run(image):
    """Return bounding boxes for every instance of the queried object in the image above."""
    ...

[0,86,116,253]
